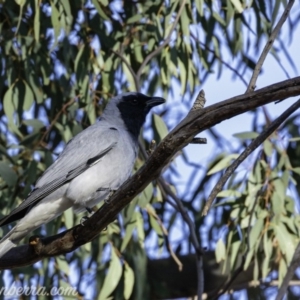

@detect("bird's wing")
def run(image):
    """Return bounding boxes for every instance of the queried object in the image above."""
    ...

[0,124,119,226]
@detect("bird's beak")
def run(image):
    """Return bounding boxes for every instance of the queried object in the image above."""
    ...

[146,97,166,107]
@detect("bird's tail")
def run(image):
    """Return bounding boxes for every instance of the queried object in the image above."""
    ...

[0,235,17,257]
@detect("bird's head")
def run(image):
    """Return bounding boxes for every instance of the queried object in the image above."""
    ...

[103,92,166,139]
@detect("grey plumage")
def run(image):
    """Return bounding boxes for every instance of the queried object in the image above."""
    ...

[0,92,165,257]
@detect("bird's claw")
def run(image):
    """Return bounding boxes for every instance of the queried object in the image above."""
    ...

[80,216,89,226]
[86,207,93,214]
[104,190,116,204]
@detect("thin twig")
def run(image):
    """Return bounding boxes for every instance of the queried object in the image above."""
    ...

[202,98,300,216]
[159,179,204,298]
[136,0,187,81]
[111,49,140,91]
[276,242,300,300]
[146,206,183,271]
[190,138,207,144]
[246,0,295,93]
[39,98,76,145]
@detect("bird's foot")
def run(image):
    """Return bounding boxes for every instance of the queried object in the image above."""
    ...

[104,190,116,204]
[97,187,116,204]
[80,207,95,226]
[86,206,94,214]
[80,216,89,226]
[147,139,156,155]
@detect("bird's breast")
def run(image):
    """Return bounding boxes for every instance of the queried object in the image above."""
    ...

[65,135,137,206]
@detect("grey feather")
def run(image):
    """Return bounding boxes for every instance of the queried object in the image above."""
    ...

[0,92,165,257]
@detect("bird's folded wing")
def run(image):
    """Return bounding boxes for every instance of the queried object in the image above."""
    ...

[0,125,119,226]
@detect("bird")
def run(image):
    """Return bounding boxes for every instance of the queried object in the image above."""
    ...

[0,92,165,257]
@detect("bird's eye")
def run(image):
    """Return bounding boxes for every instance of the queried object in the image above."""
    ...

[131,98,138,104]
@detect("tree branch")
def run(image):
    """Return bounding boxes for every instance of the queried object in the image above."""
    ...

[246,0,295,93]
[111,49,140,91]
[0,76,300,269]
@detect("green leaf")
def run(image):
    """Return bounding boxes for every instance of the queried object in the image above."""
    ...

[281,216,297,235]
[289,137,300,142]
[28,74,43,103]
[121,213,136,252]
[99,0,108,5]
[233,131,259,140]
[263,139,273,157]
[127,14,143,24]
[23,80,34,110]
[149,214,164,249]
[244,247,255,270]
[92,0,109,20]
[271,180,285,215]
[15,0,26,5]
[152,114,168,142]
[230,240,241,269]
[230,0,244,13]
[23,119,44,133]
[123,197,138,225]
[136,211,145,246]
[273,223,295,263]
[50,1,60,50]
[180,4,190,38]
[0,162,18,187]
[285,196,295,214]
[98,247,122,300]
[178,58,187,95]
[207,154,239,175]
[3,85,15,118]
[217,189,242,198]
[212,11,226,26]
[75,45,89,85]
[149,214,164,245]
[138,183,153,208]
[34,0,40,42]
[292,167,300,176]
[123,262,135,300]
[230,207,240,219]
[253,257,259,281]
[122,56,136,91]
[279,259,287,285]
[262,232,271,278]
[215,239,226,263]
[249,218,263,249]
[63,208,74,228]
[56,256,70,276]
[195,0,203,17]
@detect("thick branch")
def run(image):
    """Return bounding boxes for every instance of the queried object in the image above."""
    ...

[0,76,300,269]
